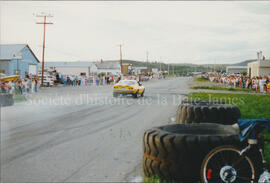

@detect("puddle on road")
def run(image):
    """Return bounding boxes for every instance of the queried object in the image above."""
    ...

[125,162,144,182]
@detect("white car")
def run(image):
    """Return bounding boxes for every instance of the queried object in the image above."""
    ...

[39,75,54,87]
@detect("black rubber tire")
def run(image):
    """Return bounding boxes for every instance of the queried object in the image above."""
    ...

[132,90,139,98]
[181,99,225,105]
[176,103,241,125]
[141,89,145,97]
[143,123,261,182]
[113,92,119,97]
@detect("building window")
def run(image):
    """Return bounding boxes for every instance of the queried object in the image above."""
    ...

[0,70,5,74]
[14,70,21,75]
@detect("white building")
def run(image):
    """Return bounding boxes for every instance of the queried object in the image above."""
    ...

[43,62,94,76]
[248,60,270,78]
[247,52,270,77]
[151,68,159,74]
[94,61,121,75]
[42,61,121,76]
[133,66,148,74]
[226,66,247,73]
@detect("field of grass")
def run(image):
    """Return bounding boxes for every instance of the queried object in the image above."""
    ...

[194,77,210,82]
[188,92,270,165]
[191,85,253,92]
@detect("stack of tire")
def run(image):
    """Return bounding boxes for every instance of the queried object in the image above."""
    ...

[0,93,14,107]
[176,100,241,125]
[143,100,263,182]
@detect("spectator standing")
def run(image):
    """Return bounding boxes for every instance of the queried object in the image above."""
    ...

[259,77,266,93]
[4,82,10,93]
[267,82,270,94]
[102,76,105,85]
[8,81,15,94]
[0,82,5,93]
[31,79,35,93]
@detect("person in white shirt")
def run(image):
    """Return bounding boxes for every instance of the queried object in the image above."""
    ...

[31,79,35,93]
[259,77,266,93]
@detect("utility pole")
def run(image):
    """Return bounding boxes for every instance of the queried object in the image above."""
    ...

[146,51,149,72]
[36,13,53,87]
[118,44,123,73]
[172,64,174,75]
[159,57,162,72]
[168,64,170,75]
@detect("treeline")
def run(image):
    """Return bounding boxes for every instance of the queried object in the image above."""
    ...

[123,60,226,76]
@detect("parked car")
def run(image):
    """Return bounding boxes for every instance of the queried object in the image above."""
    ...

[38,75,54,87]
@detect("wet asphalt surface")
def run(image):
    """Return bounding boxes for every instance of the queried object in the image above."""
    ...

[1,77,192,182]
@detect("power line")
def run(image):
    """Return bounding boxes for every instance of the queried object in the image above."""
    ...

[36,45,85,60]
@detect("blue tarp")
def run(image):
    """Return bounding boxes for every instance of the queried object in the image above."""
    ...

[238,119,270,141]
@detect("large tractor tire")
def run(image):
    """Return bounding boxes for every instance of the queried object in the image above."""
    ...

[143,123,262,182]
[181,99,225,105]
[176,103,241,125]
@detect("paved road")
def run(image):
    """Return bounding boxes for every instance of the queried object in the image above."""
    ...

[1,77,192,182]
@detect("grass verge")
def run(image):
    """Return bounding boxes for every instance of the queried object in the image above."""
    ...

[144,175,177,183]
[191,85,253,92]
[188,92,270,165]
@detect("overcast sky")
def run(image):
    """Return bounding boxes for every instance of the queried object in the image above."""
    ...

[1,1,270,64]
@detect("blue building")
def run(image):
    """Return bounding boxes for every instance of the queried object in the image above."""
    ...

[0,44,40,78]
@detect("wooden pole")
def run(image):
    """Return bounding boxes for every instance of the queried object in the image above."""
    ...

[120,44,122,74]
[36,14,53,86]
[41,16,46,86]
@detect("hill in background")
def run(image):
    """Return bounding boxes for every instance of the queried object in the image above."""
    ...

[231,59,256,66]
[103,58,261,75]
[122,59,222,75]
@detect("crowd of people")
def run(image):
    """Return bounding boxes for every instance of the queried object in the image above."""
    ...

[0,72,161,94]
[208,73,270,94]
[60,75,121,86]
[0,78,41,94]
[59,72,160,87]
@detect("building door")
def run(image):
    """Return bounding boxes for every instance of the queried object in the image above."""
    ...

[29,64,37,75]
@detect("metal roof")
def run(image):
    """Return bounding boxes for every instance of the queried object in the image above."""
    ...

[43,61,94,67]
[42,61,121,70]
[0,44,40,62]
[0,44,26,59]
[226,66,247,69]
